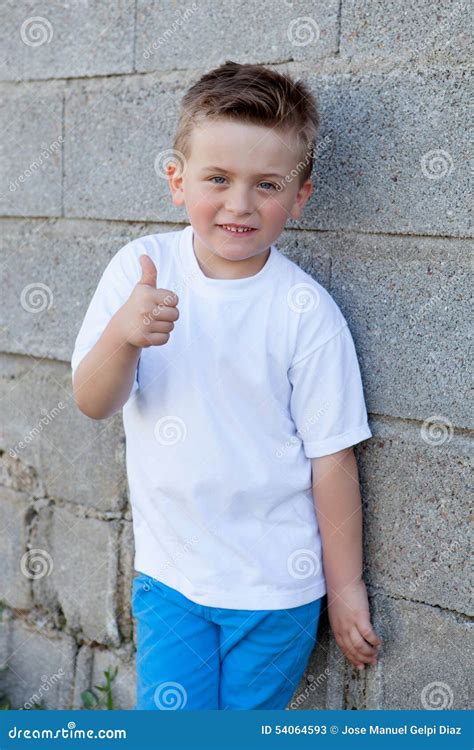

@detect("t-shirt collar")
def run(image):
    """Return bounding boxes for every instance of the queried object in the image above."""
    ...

[177,225,278,298]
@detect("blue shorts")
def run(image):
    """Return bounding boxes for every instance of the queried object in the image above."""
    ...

[132,571,322,710]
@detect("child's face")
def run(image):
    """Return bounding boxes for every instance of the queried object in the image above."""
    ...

[168,119,312,263]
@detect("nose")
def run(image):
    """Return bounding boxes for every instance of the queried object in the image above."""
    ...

[224,184,254,216]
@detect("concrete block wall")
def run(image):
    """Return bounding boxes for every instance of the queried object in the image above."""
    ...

[0,1,471,710]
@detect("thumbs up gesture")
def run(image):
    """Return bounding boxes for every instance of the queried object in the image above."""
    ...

[117,254,179,349]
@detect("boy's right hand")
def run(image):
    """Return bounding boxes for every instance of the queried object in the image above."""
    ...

[116,254,179,349]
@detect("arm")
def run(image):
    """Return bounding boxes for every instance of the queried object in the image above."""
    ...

[311,447,382,670]
[72,310,141,420]
[72,254,179,421]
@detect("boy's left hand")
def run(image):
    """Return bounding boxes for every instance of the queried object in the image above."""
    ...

[326,578,382,670]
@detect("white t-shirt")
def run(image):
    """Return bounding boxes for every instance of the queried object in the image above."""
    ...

[71,225,372,609]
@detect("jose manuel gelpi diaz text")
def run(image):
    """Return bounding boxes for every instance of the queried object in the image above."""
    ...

[341,724,462,736]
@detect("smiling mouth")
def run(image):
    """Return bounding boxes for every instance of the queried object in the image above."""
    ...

[217,224,258,235]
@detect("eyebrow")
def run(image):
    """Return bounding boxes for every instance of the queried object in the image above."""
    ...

[200,165,286,179]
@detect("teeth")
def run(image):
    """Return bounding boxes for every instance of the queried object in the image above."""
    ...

[221,225,253,233]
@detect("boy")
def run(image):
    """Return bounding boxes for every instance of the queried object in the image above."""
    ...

[72,61,382,711]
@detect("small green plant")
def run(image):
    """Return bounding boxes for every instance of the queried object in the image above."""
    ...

[81,666,118,710]
[0,666,118,710]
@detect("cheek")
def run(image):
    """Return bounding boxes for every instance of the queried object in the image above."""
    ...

[260,197,290,225]
[186,184,220,215]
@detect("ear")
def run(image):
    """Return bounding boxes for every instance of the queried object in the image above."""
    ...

[290,178,313,221]
[167,162,185,207]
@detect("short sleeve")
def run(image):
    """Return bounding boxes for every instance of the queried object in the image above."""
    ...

[71,242,142,401]
[288,322,372,458]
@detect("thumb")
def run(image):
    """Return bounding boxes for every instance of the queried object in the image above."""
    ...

[138,254,157,287]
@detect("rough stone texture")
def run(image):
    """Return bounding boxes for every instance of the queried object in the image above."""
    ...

[71,644,94,709]
[91,644,136,709]
[292,68,471,237]
[359,421,471,617]
[0,1,135,81]
[0,487,32,611]
[118,520,134,642]
[0,353,127,512]
[63,71,187,223]
[0,83,63,216]
[340,0,471,64]
[328,233,473,429]
[365,593,472,709]
[61,67,471,238]
[0,616,76,709]
[136,0,339,72]
[31,504,122,646]
[71,642,135,709]
[0,217,171,362]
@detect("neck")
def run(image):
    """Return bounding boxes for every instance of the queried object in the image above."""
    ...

[193,234,270,280]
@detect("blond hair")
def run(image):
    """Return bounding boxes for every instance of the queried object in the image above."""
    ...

[173,60,320,187]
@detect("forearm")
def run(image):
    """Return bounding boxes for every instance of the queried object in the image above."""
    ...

[311,448,363,599]
[73,310,141,420]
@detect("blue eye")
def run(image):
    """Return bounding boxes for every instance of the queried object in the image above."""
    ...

[209,176,280,191]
